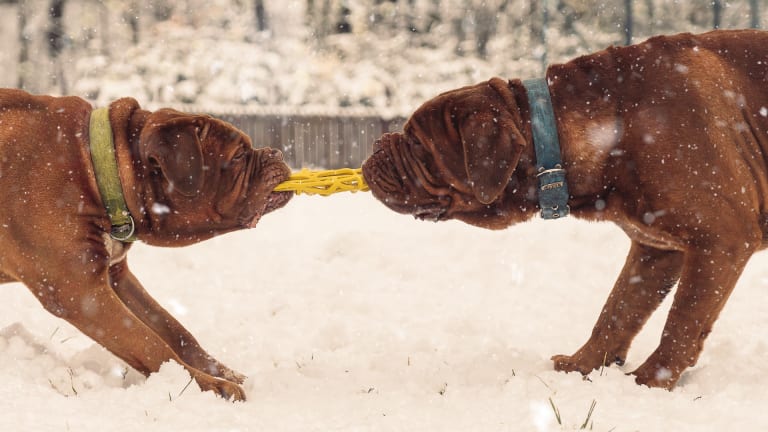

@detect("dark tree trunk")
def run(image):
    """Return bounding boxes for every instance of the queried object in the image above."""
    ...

[452,10,466,56]
[557,0,580,35]
[320,0,331,37]
[99,2,109,55]
[713,0,722,29]
[474,6,494,59]
[644,0,654,34]
[475,0,508,59]
[17,0,28,89]
[255,0,268,32]
[152,0,172,21]
[124,1,140,44]
[306,0,314,29]
[335,1,351,33]
[541,0,549,72]
[47,0,65,58]
[529,0,541,40]
[425,0,441,33]
[750,0,760,29]
[48,0,68,94]
[624,0,632,45]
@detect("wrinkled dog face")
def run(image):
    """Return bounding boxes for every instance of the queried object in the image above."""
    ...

[139,109,292,245]
[362,78,530,229]
[363,132,454,222]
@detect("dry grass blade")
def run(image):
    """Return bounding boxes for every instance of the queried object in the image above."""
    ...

[580,399,597,429]
[548,397,562,425]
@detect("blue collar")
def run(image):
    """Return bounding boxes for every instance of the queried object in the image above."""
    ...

[523,78,569,219]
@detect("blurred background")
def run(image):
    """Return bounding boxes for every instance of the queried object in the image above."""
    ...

[0,0,763,167]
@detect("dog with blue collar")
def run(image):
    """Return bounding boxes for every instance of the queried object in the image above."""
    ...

[362,29,768,390]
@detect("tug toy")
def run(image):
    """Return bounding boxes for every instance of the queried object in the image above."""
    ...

[274,168,369,196]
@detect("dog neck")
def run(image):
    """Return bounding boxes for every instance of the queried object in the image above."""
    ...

[105,98,153,243]
[89,107,137,242]
[522,78,570,220]
[544,63,628,221]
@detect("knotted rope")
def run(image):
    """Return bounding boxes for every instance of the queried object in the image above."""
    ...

[274,168,369,196]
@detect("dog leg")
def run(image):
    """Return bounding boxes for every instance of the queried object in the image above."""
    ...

[631,245,752,389]
[108,260,246,384]
[552,242,683,375]
[30,269,246,401]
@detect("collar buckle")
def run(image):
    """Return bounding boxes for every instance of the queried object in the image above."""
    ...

[537,166,570,219]
[110,216,136,242]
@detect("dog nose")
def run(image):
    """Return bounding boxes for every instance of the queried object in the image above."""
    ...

[373,133,394,153]
[267,148,284,161]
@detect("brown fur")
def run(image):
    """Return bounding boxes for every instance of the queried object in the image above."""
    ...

[0,90,293,400]
[362,29,768,389]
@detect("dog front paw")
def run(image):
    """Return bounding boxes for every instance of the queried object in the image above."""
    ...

[220,368,247,385]
[551,354,599,375]
[195,375,247,401]
[202,355,247,384]
[631,354,682,390]
[552,349,625,375]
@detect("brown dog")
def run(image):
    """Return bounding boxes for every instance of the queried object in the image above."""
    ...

[0,90,293,400]
[362,29,768,389]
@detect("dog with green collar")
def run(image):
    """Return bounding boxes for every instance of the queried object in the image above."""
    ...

[0,90,293,400]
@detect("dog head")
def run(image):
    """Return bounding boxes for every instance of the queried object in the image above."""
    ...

[133,108,292,245]
[362,78,536,229]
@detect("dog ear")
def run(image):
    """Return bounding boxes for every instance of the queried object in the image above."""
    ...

[142,110,204,197]
[460,79,526,204]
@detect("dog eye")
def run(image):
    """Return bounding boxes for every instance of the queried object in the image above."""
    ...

[411,141,428,159]
[232,148,247,161]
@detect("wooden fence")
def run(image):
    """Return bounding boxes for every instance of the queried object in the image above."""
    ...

[205,109,407,169]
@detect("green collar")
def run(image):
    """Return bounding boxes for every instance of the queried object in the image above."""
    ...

[89,107,137,242]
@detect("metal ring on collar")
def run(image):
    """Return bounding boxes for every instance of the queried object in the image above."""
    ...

[536,167,566,177]
[110,216,136,242]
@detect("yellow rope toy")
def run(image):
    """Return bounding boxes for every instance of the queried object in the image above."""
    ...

[274,168,370,196]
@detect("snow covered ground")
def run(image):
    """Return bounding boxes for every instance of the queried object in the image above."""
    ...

[1,192,767,431]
